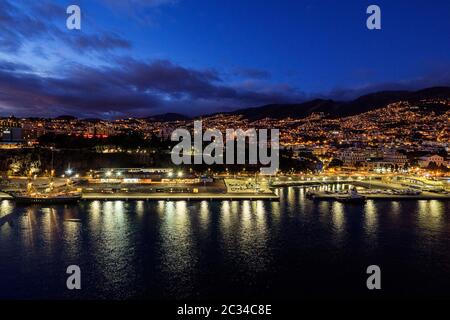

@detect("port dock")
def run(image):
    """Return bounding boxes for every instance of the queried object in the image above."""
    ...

[81,192,279,201]
[0,191,279,201]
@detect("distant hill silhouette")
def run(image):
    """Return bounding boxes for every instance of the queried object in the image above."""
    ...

[221,86,450,120]
[146,112,191,121]
[55,115,77,120]
[82,118,102,123]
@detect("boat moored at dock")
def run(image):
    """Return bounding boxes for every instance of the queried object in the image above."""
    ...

[12,191,82,204]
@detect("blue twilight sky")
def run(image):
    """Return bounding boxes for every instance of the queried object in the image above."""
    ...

[0,0,449,118]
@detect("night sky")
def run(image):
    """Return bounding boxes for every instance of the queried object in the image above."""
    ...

[0,0,449,118]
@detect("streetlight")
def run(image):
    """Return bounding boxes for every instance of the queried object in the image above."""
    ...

[177,171,183,178]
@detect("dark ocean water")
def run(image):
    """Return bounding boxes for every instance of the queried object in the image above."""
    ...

[1,185,450,300]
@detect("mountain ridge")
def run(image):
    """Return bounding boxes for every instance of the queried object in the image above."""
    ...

[202,86,450,121]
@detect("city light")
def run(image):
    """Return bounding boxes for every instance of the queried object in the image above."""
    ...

[0,1,449,305]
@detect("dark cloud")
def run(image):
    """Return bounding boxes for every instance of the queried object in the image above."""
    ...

[0,0,50,51]
[0,1,301,118]
[64,32,132,52]
[32,1,64,19]
[0,61,33,72]
[0,58,303,118]
[0,0,131,53]
[112,59,301,104]
[234,68,271,80]
[2,0,445,118]
[1,53,447,118]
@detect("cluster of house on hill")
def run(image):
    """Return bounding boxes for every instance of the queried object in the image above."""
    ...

[417,154,448,168]
[285,142,449,173]
[335,148,448,172]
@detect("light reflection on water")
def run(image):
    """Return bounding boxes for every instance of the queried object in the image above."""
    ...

[364,200,378,236]
[418,200,445,234]
[0,200,13,218]
[1,186,450,299]
[199,200,210,229]
[331,201,345,236]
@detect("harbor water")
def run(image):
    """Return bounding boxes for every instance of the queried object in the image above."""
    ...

[1,185,450,300]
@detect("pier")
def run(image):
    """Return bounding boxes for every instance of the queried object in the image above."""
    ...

[0,191,279,202]
[2,174,450,203]
[81,192,280,201]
